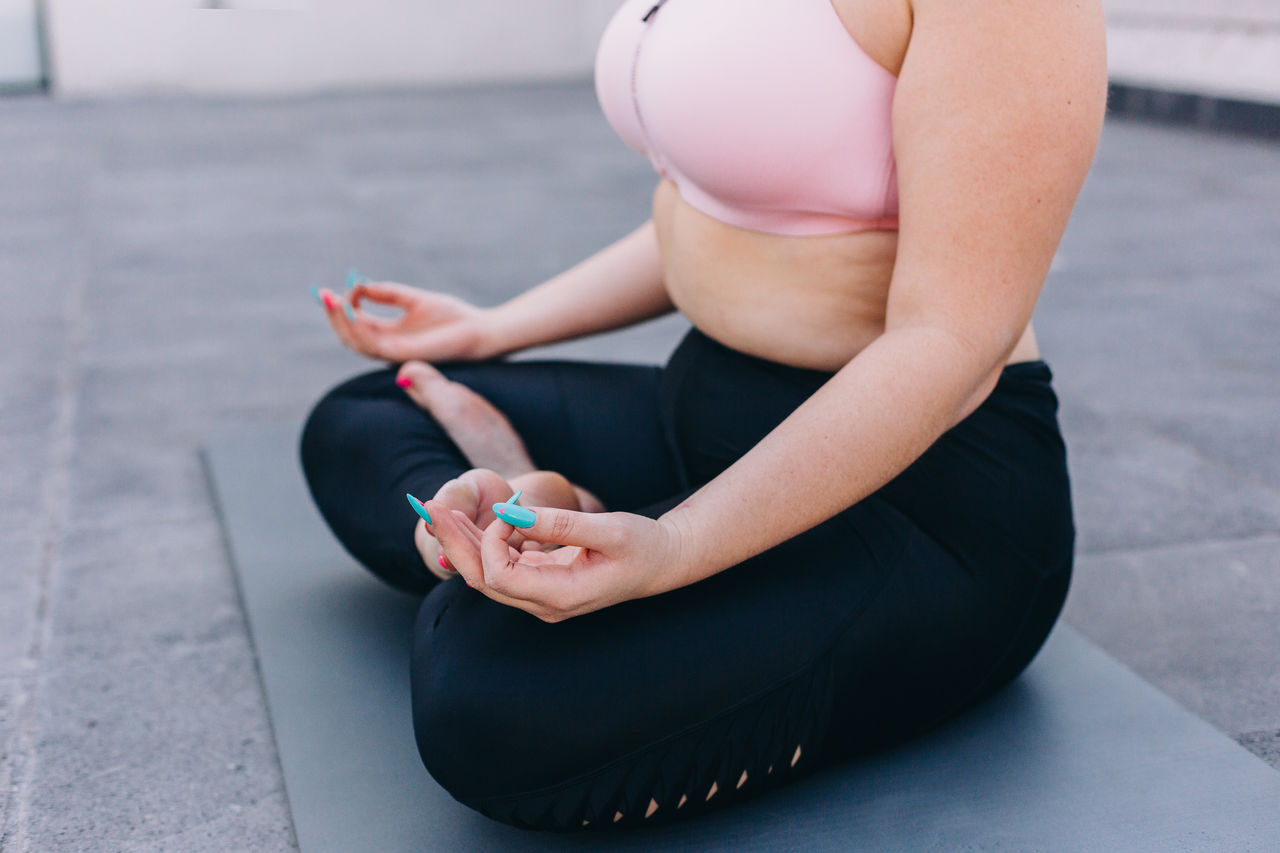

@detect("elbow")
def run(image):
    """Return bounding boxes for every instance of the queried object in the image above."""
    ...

[955,368,1002,424]
[943,324,1022,423]
[894,321,1014,426]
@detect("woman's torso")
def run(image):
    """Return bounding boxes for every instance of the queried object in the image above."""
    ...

[598,0,1040,372]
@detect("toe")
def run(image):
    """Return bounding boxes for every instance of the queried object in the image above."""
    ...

[396,361,450,408]
[397,362,491,430]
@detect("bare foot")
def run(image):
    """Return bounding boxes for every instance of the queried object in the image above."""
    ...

[396,360,536,479]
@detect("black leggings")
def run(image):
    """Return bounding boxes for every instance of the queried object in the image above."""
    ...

[300,327,1075,831]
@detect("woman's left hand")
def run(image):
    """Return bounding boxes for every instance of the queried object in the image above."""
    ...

[423,499,685,622]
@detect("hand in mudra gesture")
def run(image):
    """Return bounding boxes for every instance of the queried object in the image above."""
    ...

[414,468,602,583]
[318,280,496,363]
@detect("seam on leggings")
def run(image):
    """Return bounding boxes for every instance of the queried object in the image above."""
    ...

[871,490,980,586]
[466,551,899,808]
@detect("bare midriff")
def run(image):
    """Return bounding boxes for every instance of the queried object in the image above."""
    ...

[651,178,1040,373]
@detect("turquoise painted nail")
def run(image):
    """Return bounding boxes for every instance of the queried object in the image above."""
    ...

[343,299,357,322]
[492,489,536,528]
[309,284,323,306]
[406,493,433,524]
[345,268,360,291]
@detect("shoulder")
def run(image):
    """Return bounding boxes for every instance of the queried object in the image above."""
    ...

[905,0,1108,80]
[897,0,1109,152]
[884,0,1109,353]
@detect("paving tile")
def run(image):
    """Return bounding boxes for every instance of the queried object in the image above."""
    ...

[0,409,58,541]
[23,646,288,853]
[0,535,40,680]
[0,675,14,839]
[3,79,1280,851]
[48,518,240,663]
[19,516,291,852]
[0,535,41,841]
[1060,402,1280,554]
[1064,535,1280,736]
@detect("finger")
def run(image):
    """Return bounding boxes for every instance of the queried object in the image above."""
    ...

[480,515,518,577]
[349,281,418,309]
[438,505,536,609]
[319,289,358,348]
[344,306,401,361]
[430,504,520,585]
[323,288,387,359]
[347,312,400,333]
[480,521,581,605]
[480,518,536,599]
[416,519,456,581]
[510,506,624,552]
[346,285,408,332]
[426,474,524,546]
[425,500,485,586]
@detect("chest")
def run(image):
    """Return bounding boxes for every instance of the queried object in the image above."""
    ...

[594,0,903,232]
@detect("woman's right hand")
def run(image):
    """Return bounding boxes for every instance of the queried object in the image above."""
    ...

[415,468,603,582]
[319,280,501,363]
[415,468,519,582]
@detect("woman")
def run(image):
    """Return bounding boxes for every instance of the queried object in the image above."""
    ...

[302,0,1107,831]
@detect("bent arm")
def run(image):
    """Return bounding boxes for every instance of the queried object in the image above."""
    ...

[483,216,675,357]
[651,0,1107,592]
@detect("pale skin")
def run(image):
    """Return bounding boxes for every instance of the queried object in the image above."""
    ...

[320,0,1108,590]
[319,2,1107,812]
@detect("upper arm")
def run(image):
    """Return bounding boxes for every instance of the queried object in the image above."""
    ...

[885,0,1108,361]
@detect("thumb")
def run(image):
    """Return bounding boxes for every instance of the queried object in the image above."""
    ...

[509,506,623,552]
[350,281,416,309]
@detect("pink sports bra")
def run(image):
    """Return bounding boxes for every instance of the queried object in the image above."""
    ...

[595,0,899,236]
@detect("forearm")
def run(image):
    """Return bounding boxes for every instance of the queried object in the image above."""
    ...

[482,219,674,357]
[655,326,1002,592]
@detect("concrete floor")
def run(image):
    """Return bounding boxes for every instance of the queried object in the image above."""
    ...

[0,82,1277,851]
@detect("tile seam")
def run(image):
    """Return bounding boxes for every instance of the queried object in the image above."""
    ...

[0,272,86,853]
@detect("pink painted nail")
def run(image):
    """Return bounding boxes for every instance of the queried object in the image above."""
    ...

[438,554,448,570]
[396,376,413,389]
[321,292,336,311]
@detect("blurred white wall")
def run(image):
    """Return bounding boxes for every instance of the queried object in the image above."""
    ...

[39,0,1280,102]
[45,0,619,96]
[0,0,41,88]
[1105,0,1280,102]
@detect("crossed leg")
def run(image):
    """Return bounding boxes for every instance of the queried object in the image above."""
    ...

[303,353,1066,831]
[300,356,686,591]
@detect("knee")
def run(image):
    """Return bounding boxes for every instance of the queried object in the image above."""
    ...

[409,600,593,810]
[299,370,391,480]
[407,597,785,831]
[410,611,533,806]
[298,369,437,592]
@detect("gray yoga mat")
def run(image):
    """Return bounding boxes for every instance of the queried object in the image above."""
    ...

[204,425,1280,852]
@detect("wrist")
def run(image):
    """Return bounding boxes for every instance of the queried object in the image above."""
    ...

[653,503,703,595]
[473,303,520,359]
